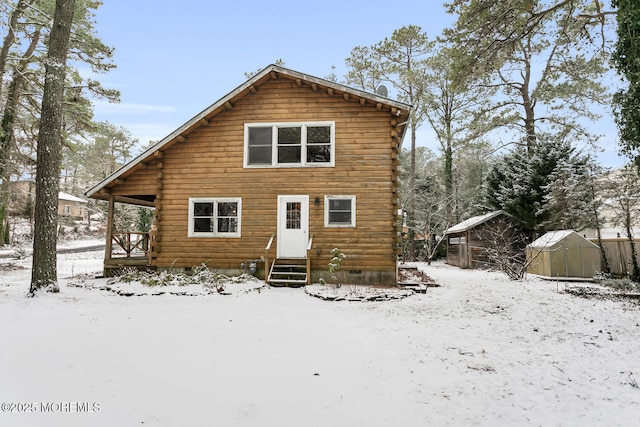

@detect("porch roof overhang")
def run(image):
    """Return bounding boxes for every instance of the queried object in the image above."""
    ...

[85,64,413,203]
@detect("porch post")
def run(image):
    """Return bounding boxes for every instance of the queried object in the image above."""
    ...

[105,194,115,261]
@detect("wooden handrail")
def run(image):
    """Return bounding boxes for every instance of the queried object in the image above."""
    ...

[265,233,275,251]
[264,234,275,284]
[306,234,313,285]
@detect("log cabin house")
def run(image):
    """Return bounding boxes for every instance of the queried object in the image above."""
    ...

[86,65,411,285]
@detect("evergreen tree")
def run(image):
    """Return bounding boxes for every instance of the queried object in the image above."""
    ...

[30,0,76,294]
[538,154,592,231]
[135,207,153,233]
[422,43,497,225]
[445,0,613,155]
[485,136,588,237]
[0,0,118,246]
[612,0,640,170]
[452,142,491,223]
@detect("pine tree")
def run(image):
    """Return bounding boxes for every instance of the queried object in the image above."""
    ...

[446,0,613,155]
[485,136,588,237]
[30,0,76,295]
[538,154,593,231]
[345,25,433,260]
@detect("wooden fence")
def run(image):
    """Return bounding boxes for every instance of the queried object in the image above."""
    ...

[589,238,640,276]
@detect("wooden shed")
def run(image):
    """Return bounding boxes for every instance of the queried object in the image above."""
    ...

[526,230,601,280]
[444,211,506,269]
[86,64,411,285]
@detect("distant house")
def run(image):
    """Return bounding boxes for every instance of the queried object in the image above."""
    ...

[85,64,412,284]
[8,180,87,221]
[444,211,508,269]
[526,230,601,280]
[58,192,88,221]
[7,180,35,215]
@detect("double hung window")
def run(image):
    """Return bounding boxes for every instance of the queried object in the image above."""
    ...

[188,198,241,237]
[324,195,356,227]
[245,122,334,167]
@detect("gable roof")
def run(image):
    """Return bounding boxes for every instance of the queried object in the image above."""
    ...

[59,192,87,204]
[85,64,412,201]
[528,230,598,249]
[445,210,504,235]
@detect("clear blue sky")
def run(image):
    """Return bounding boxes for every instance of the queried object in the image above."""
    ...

[87,0,625,168]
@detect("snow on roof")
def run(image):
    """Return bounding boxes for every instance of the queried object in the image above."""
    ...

[528,230,598,248]
[528,230,574,248]
[58,192,87,204]
[445,210,503,234]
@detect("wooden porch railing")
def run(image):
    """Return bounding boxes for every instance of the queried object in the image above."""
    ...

[110,232,150,258]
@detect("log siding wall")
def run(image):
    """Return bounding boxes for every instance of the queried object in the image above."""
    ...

[107,78,401,284]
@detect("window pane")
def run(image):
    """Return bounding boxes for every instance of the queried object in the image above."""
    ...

[330,199,352,210]
[278,127,301,145]
[217,202,237,217]
[328,198,353,225]
[217,217,238,233]
[286,202,301,229]
[307,145,331,163]
[307,126,330,143]
[278,146,301,163]
[194,217,213,232]
[329,211,352,224]
[249,127,272,146]
[193,202,213,217]
[249,146,272,164]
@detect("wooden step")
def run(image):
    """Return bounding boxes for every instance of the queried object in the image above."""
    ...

[269,278,307,288]
[268,258,308,287]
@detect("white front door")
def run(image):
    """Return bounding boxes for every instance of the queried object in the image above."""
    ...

[277,195,309,258]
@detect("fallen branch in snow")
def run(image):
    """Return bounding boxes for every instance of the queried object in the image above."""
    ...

[468,364,495,372]
[447,347,475,357]
[625,372,638,389]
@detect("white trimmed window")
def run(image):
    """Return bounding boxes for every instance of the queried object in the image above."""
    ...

[188,198,241,237]
[244,122,335,167]
[324,195,356,227]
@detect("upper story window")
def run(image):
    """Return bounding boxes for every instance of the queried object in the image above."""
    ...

[244,122,335,168]
[188,198,241,238]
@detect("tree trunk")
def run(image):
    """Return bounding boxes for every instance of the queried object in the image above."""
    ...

[0,0,34,100]
[407,118,416,261]
[625,210,640,282]
[0,29,41,245]
[444,143,453,223]
[30,0,76,295]
[521,40,536,155]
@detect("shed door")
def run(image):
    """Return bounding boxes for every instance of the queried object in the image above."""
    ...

[277,195,309,258]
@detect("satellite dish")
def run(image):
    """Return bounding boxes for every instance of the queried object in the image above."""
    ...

[376,85,388,97]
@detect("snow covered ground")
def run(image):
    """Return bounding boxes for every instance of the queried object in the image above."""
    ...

[1,248,639,427]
